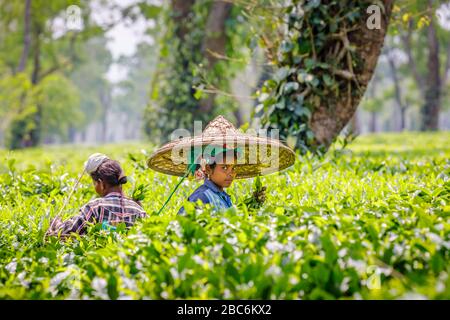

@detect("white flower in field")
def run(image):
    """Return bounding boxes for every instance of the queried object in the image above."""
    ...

[289,276,298,285]
[389,288,398,296]
[182,180,190,187]
[285,241,295,252]
[5,261,17,274]
[169,267,179,280]
[121,277,137,291]
[428,233,443,246]
[347,258,366,274]
[266,241,283,252]
[220,217,237,230]
[117,251,129,263]
[92,277,107,290]
[393,244,404,256]
[180,269,190,281]
[293,250,303,261]
[353,292,363,300]
[399,293,427,300]
[302,211,311,218]
[17,271,30,288]
[21,257,32,264]
[62,253,75,265]
[265,265,282,277]
[169,256,177,264]
[307,231,320,244]
[438,272,448,281]
[436,281,445,293]
[68,289,82,300]
[226,236,238,245]
[91,277,108,299]
[128,233,151,245]
[434,223,444,231]
[389,233,398,242]
[338,248,348,258]
[192,255,206,266]
[305,74,314,83]
[39,257,49,265]
[361,241,371,249]
[51,271,71,287]
[135,260,143,271]
[379,267,392,276]
[443,241,450,250]
[223,289,231,299]
[340,277,350,292]
[269,230,277,240]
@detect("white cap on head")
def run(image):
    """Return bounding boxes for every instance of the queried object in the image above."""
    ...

[84,153,109,174]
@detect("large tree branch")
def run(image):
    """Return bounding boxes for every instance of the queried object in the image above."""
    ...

[40,32,79,80]
[309,0,395,147]
[39,59,72,79]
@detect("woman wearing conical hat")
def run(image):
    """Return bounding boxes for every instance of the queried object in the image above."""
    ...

[177,146,240,214]
[148,116,296,214]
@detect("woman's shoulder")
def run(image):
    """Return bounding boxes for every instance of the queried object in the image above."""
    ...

[79,197,103,216]
[188,184,211,203]
[82,197,103,208]
[82,194,142,209]
[122,196,145,209]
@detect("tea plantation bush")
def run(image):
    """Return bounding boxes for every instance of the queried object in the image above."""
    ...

[0,132,449,299]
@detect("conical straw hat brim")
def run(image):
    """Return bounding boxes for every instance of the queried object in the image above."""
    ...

[148,134,296,179]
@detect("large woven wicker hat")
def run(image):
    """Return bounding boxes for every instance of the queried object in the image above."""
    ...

[147,115,296,179]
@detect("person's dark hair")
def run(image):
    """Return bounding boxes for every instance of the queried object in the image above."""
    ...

[195,149,237,172]
[194,162,217,172]
[90,159,127,186]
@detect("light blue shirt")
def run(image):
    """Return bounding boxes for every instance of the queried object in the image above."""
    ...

[178,179,232,214]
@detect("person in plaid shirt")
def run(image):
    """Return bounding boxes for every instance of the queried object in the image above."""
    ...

[46,158,146,238]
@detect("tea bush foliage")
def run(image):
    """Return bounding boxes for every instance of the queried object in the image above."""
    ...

[0,132,449,299]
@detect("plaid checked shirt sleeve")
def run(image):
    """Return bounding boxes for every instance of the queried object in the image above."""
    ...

[47,193,147,237]
[48,203,98,237]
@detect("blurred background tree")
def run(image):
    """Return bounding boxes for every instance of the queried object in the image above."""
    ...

[0,0,159,148]
[0,0,449,151]
[143,0,252,142]
[0,0,98,148]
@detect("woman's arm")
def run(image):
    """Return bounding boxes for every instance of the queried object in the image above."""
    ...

[46,204,97,238]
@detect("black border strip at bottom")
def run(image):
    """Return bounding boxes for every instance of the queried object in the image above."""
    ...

[0,299,444,319]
